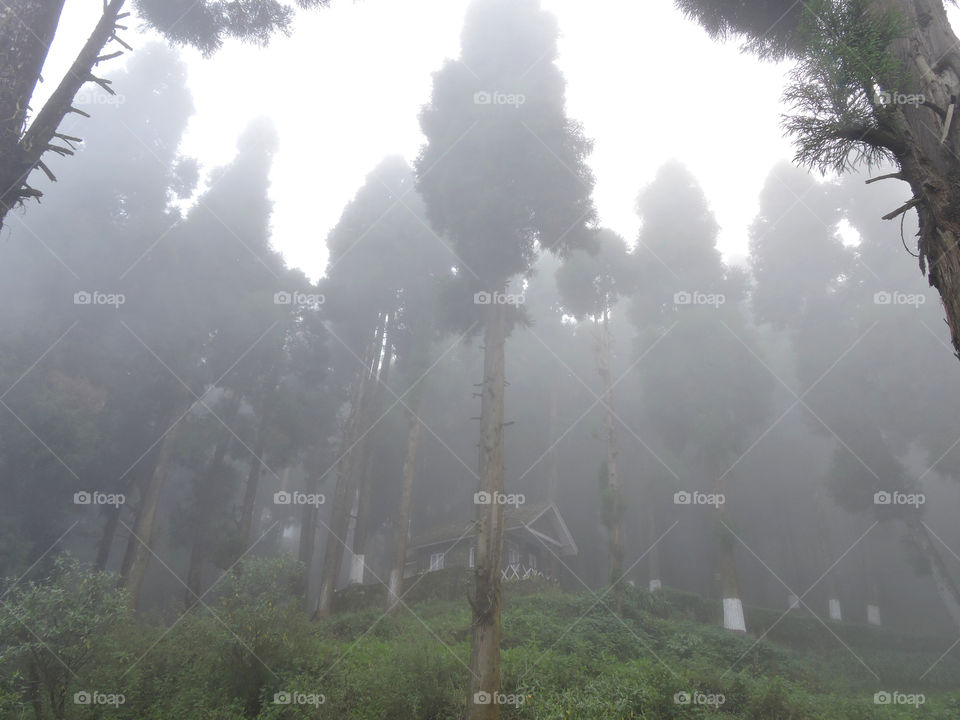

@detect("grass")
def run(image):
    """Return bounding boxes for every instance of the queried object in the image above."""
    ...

[2,559,958,719]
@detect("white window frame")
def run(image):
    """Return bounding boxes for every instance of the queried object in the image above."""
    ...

[468,546,475,568]
[507,546,520,566]
[528,553,537,569]
[429,552,444,571]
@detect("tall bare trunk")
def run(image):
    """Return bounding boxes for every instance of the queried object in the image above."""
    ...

[314,314,386,618]
[596,308,623,609]
[467,300,506,720]
[866,569,883,626]
[904,514,960,631]
[95,502,121,571]
[349,456,374,584]
[185,432,232,609]
[777,521,803,610]
[714,465,744,632]
[814,489,842,621]
[184,394,242,606]
[858,519,883,625]
[546,378,560,503]
[545,377,561,581]
[238,405,270,551]
[298,471,321,568]
[387,397,424,611]
[644,485,661,592]
[350,317,392,585]
[123,411,183,610]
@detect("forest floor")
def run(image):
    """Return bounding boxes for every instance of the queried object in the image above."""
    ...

[4,559,958,719]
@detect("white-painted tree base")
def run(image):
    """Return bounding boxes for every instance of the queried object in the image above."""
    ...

[649,579,662,592]
[723,597,746,631]
[787,593,800,609]
[349,553,365,584]
[867,604,881,626]
[828,598,842,621]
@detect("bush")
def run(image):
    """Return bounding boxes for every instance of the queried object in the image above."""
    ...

[0,557,133,720]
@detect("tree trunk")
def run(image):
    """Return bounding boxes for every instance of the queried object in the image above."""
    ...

[350,318,391,585]
[546,377,560,503]
[237,403,270,551]
[596,308,624,610]
[904,514,960,631]
[313,314,386,618]
[123,412,183,610]
[387,399,423,611]
[118,464,155,581]
[0,0,65,224]
[545,376,561,581]
[0,0,127,229]
[349,456,374,584]
[644,485,661,592]
[185,433,233,609]
[866,574,883,626]
[714,468,745,632]
[467,299,506,720]
[298,471,320,568]
[814,489,842,621]
[777,521,803,610]
[863,0,960,360]
[95,502,121,571]
[859,520,883,625]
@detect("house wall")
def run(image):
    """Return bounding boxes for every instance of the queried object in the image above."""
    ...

[415,532,548,574]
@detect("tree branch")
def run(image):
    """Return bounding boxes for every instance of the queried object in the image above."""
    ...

[882,198,920,220]
[833,124,906,154]
[865,171,904,184]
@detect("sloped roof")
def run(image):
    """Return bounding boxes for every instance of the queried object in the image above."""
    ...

[408,501,577,556]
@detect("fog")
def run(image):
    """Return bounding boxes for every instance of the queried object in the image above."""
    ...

[2,1,960,718]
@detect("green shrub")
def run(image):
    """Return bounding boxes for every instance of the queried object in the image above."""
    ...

[0,557,133,720]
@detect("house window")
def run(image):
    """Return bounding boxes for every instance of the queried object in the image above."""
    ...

[507,547,520,566]
[429,552,444,571]
[528,553,536,569]
[469,546,475,568]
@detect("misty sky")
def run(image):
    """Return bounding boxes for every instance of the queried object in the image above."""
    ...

[36,1,960,279]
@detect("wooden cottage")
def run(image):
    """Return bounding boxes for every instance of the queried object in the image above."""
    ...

[406,502,577,580]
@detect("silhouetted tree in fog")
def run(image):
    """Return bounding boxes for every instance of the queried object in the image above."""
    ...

[631,161,773,632]
[416,0,597,713]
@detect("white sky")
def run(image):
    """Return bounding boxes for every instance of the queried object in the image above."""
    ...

[40,1,960,280]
